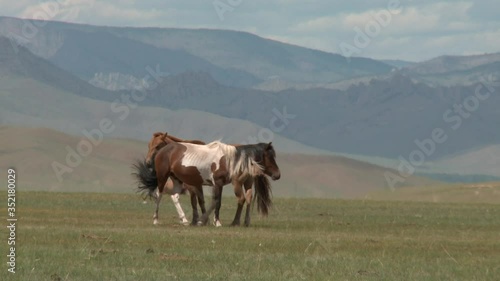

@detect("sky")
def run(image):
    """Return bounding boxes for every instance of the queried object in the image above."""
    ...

[1,0,499,62]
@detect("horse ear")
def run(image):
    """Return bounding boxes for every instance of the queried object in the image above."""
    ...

[162,132,169,141]
[153,132,162,137]
[267,142,273,149]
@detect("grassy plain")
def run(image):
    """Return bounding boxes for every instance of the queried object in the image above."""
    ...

[1,191,499,280]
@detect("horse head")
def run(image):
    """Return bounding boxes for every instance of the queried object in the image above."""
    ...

[145,132,168,165]
[261,142,281,180]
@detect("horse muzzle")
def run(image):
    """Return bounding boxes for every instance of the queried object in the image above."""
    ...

[271,173,281,180]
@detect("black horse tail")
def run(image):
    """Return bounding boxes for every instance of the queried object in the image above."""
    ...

[253,175,272,216]
[132,159,158,199]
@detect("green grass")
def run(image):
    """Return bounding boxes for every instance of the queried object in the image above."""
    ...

[1,192,499,280]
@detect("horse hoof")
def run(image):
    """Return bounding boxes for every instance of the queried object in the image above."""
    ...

[214,220,222,227]
[153,219,159,225]
[181,218,189,226]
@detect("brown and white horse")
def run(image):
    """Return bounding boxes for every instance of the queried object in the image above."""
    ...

[134,138,281,226]
[143,133,206,226]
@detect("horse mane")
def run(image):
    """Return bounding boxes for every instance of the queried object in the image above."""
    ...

[229,143,270,179]
[164,133,206,145]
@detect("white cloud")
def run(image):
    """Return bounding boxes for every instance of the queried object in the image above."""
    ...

[291,16,340,33]
[90,2,164,23]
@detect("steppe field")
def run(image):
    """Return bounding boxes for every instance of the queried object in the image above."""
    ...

[2,189,499,281]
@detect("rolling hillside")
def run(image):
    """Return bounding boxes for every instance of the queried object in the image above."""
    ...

[0,126,437,198]
[427,145,500,177]
[406,53,500,75]
[401,53,500,87]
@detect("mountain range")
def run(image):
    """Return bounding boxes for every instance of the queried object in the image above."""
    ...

[1,16,499,185]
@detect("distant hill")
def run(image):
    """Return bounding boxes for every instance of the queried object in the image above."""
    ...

[426,145,500,177]
[0,36,121,101]
[0,36,335,155]
[138,72,500,160]
[0,17,259,88]
[115,27,393,83]
[263,53,500,90]
[406,53,500,75]
[401,53,500,86]
[381,59,416,68]
[0,16,393,88]
[0,126,437,198]
[49,29,261,88]
[407,61,500,87]
[2,16,499,91]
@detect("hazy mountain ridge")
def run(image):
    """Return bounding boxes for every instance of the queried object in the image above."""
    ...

[2,35,499,164]
[0,37,332,156]
[0,16,393,88]
[406,53,500,75]
[49,29,261,88]
[140,72,500,160]
[397,53,500,87]
[1,17,500,179]
[3,16,499,92]
[0,17,259,88]
[113,27,394,84]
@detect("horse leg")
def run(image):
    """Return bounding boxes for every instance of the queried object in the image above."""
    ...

[230,180,244,226]
[151,152,175,225]
[153,188,162,225]
[188,187,200,226]
[200,185,222,226]
[170,193,189,225]
[167,178,188,225]
[197,186,206,215]
[213,186,223,227]
[243,178,254,227]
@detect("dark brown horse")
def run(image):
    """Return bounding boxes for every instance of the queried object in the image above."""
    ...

[134,138,281,226]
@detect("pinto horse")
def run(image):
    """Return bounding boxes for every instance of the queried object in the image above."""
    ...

[146,132,206,225]
[134,139,281,226]
[142,133,206,225]
[145,132,275,226]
